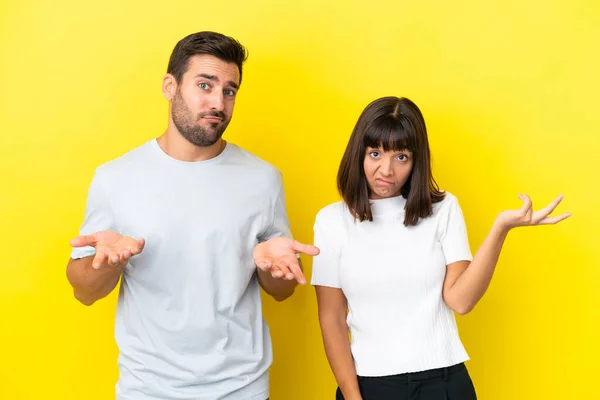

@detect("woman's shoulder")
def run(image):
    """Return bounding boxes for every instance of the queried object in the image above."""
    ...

[442,191,458,203]
[315,201,355,225]
[432,190,459,211]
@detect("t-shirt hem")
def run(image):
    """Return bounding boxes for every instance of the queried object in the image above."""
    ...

[355,355,470,377]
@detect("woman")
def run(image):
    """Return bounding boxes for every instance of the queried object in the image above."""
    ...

[310,96,570,400]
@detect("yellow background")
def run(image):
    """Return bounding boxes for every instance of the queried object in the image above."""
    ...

[1,0,598,398]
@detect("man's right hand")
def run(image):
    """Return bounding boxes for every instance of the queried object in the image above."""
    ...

[70,231,145,269]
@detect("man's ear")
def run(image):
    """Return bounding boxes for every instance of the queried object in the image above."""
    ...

[162,74,177,100]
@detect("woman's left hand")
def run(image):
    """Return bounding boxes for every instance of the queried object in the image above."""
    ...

[495,194,571,232]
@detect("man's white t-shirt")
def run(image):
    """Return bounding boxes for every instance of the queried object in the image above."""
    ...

[311,193,473,376]
[71,139,291,400]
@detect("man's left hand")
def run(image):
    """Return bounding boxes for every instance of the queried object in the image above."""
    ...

[253,237,320,284]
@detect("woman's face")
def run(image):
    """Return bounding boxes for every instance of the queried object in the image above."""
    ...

[363,146,414,199]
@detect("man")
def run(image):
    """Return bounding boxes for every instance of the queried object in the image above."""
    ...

[66,31,319,400]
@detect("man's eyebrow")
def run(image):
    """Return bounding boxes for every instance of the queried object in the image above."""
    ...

[196,73,217,81]
[195,74,239,89]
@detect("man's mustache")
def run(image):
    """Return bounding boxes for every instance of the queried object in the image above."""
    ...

[199,111,226,120]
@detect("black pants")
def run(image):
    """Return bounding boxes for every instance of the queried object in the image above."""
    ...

[336,363,477,400]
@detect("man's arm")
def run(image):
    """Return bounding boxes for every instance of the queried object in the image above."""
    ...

[67,231,145,306]
[257,258,305,301]
[67,256,124,306]
[253,237,319,301]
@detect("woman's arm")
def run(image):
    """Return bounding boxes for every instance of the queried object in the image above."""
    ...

[315,286,362,400]
[443,194,570,314]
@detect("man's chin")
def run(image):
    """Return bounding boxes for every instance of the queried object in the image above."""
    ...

[196,133,224,147]
[201,123,228,136]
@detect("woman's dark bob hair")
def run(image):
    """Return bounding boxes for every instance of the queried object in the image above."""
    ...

[337,96,444,226]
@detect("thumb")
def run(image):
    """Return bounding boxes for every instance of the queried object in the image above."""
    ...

[518,193,532,214]
[70,234,97,248]
[292,240,320,256]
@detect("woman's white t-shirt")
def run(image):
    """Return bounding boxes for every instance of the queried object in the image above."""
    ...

[311,193,473,376]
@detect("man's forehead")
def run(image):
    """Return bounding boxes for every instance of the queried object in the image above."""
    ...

[185,55,240,83]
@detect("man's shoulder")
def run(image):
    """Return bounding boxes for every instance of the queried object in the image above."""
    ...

[226,143,281,181]
[95,140,155,176]
[228,143,276,168]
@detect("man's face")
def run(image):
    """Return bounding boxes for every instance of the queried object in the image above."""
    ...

[171,55,240,147]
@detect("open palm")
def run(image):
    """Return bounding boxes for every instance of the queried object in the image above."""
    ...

[496,194,571,230]
[70,230,145,269]
[253,237,320,284]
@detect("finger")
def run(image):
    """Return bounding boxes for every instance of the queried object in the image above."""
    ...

[268,259,281,276]
[107,252,120,267]
[256,259,273,271]
[291,240,320,256]
[271,267,284,279]
[538,212,572,225]
[518,193,532,221]
[272,261,295,281]
[70,234,97,248]
[524,194,533,220]
[286,260,307,285]
[534,194,565,220]
[129,245,141,256]
[120,250,132,265]
[105,252,116,267]
[517,194,531,213]
[92,250,106,269]
[124,238,145,256]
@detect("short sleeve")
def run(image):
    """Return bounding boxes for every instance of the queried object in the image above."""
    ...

[70,170,116,259]
[440,195,473,265]
[310,209,341,288]
[259,173,292,242]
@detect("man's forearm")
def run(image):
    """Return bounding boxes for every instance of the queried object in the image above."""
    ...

[257,268,298,301]
[257,258,305,301]
[66,256,123,306]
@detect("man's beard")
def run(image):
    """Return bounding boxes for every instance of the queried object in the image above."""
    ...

[171,90,230,147]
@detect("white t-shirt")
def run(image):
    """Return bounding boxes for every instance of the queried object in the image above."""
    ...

[71,139,291,400]
[311,193,473,376]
